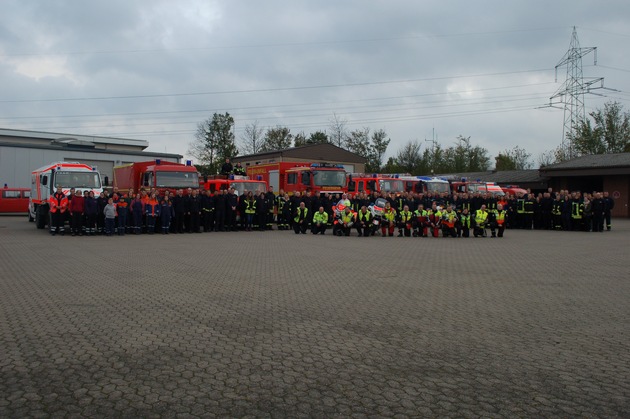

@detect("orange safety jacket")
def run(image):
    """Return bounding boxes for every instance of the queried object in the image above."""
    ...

[49,193,68,214]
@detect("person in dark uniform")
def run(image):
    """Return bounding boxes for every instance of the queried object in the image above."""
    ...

[255,191,267,231]
[201,189,215,232]
[590,192,604,232]
[220,158,233,175]
[522,194,535,230]
[214,190,226,231]
[172,189,186,233]
[603,191,615,231]
[264,188,276,230]
[540,192,553,230]
[187,189,202,233]
[226,188,238,231]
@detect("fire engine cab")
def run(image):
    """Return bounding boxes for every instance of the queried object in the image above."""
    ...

[112,160,199,196]
[450,179,505,196]
[347,174,405,194]
[247,162,347,196]
[399,176,451,194]
[29,162,103,229]
[201,175,268,196]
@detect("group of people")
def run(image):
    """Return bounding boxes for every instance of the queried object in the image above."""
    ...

[46,183,615,238]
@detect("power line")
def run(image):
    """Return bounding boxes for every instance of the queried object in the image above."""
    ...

[0,81,555,121]
[0,27,565,58]
[0,68,554,104]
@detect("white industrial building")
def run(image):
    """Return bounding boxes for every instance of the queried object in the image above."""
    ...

[0,128,182,188]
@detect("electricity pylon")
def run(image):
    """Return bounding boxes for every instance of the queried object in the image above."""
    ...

[549,27,603,160]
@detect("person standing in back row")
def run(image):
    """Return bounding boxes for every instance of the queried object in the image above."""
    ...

[603,191,614,231]
[69,189,85,236]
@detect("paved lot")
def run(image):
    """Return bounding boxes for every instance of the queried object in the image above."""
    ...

[1,216,629,418]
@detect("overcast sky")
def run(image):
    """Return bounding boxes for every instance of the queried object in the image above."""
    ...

[1,1,629,166]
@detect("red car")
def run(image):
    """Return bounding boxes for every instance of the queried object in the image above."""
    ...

[0,186,30,215]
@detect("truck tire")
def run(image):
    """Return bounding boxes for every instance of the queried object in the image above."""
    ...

[35,206,47,229]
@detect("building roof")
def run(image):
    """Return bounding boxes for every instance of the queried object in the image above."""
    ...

[0,127,150,150]
[1,139,182,159]
[233,143,367,163]
[540,152,630,171]
[436,169,548,185]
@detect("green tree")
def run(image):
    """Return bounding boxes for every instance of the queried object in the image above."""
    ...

[369,129,390,173]
[569,102,630,156]
[494,146,532,171]
[345,127,391,173]
[393,140,424,174]
[294,130,329,147]
[345,127,371,163]
[308,130,329,144]
[188,112,238,175]
[261,126,293,151]
[442,136,490,173]
[293,131,308,147]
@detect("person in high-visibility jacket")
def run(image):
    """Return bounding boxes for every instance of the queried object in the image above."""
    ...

[571,197,584,231]
[334,207,356,236]
[397,205,413,237]
[427,203,443,238]
[243,192,256,231]
[311,206,328,235]
[458,208,471,238]
[489,204,508,238]
[441,205,458,238]
[49,186,68,236]
[412,204,428,237]
[380,202,397,237]
[474,205,489,237]
[355,206,373,237]
[293,202,309,234]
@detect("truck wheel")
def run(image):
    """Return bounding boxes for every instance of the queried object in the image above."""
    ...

[35,206,47,229]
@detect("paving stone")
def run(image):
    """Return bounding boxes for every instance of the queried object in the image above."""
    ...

[0,216,629,417]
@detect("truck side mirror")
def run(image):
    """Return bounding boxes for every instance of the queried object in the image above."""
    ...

[103,176,109,187]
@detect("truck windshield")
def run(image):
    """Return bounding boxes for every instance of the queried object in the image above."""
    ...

[156,171,199,188]
[427,182,450,194]
[231,182,267,196]
[378,179,404,192]
[54,171,102,188]
[467,183,487,193]
[312,170,346,187]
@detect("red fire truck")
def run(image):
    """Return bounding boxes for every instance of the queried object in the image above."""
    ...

[347,174,405,194]
[112,160,199,196]
[29,161,103,228]
[450,179,505,196]
[201,175,268,196]
[399,176,451,194]
[246,162,347,196]
[500,185,528,196]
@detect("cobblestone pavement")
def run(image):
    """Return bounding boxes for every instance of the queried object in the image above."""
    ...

[1,216,629,418]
